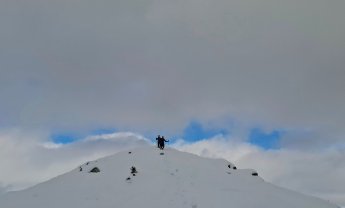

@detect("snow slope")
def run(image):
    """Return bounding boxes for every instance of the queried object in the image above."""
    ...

[0,147,339,208]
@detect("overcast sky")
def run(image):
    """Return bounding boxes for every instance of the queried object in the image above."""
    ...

[1,0,345,206]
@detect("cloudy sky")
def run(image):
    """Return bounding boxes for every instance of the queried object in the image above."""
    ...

[1,0,345,206]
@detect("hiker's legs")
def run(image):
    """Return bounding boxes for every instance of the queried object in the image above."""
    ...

[158,141,162,149]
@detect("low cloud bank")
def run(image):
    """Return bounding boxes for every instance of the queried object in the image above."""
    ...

[0,129,150,192]
[0,130,344,207]
[173,136,345,207]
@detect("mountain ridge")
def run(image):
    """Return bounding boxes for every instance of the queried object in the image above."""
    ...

[0,147,339,208]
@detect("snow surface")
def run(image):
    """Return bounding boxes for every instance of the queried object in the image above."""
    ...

[0,147,339,208]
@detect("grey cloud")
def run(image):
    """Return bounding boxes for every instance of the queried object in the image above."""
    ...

[0,184,9,195]
[1,0,345,146]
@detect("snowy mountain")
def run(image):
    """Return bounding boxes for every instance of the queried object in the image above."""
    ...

[0,147,339,208]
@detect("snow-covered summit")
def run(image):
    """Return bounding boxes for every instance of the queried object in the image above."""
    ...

[0,147,339,208]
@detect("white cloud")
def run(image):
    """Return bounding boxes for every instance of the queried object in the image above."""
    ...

[1,130,344,206]
[0,129,150,192]
[173,136,345,207]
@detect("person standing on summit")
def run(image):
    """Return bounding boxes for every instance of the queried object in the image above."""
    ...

[156,135,162,148]
[158,136,169,150]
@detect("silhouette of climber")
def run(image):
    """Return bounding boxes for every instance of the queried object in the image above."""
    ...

[158,136,169,150]
[156,135,162,148]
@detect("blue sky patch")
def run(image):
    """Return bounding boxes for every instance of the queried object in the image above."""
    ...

[89,128,117,135]
[182,121,228,142]
[51,133,82,144]
[51,128,117,144]
[249,128,282,149]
